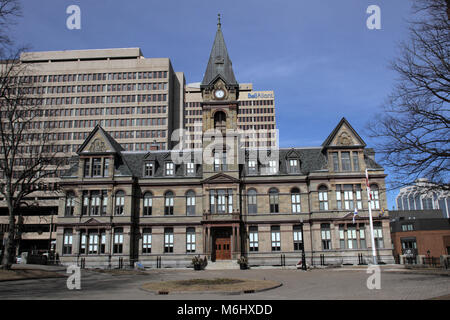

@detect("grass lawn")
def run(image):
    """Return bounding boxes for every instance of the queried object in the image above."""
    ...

[0,269,64,281]
[141,278,281,294]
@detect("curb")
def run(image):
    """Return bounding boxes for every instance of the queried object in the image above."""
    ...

[139,282,283,296]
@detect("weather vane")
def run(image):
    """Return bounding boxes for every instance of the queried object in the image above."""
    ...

[217,13,221,29]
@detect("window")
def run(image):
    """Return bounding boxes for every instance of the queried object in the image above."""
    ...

[422,197,433,210]
[293,225,303,251]
[65,192,75,216]
[402,224,414,231]
[347,225,357,249]
[92,158,102,176]
[337,184,362,210]
[291,188,301,213]
[269,188,279,213]
[186,227,196,253]
[88,231,99,254]
[321,223,331,250]
[82,191,89,215]
[341,152,351,171]
[267,160,278,174]
[249,226,259,252]
[343,184,354,210]
[271,226,281,251]
[164,191,174,215]
[100,230,106,253]
[332,152,339,171]
[339,225,346,249]
[352,152,360,171]
[288,159,299,173]
[186,162,195,175]
[186,191,196,215]
[90,191,101,215]
[213,150,227,172]
[80,231,87,254]
[63,229,73,254]
[115,191,125,215]
[248,160,257,174]
[143,192,152,216]
[209,189,233,214]
[318,186,328,211]
[164,228,174,253]
[83,159,90,177]
[214,111,226,131]
[359,224,366,249]
[101,191,108,215]
[374,222,384,248]
[247,189,257,214]
[142,228,152,254]
[165,162,174,176]
[144,162,154,177]
[370,184,380,209]
[113,228,123,254]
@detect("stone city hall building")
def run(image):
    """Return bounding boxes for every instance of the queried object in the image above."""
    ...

[55,21,394,268]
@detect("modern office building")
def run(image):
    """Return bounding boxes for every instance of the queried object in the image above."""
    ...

[0,48,184,254]
[396,179,450,218]
[55,20,394,268]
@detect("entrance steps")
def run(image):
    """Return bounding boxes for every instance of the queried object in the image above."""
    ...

[205,260,240,270]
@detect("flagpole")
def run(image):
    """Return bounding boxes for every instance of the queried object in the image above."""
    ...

[366,169,377,265]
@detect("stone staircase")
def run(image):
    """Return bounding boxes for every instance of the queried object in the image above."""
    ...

[205,260,240,270]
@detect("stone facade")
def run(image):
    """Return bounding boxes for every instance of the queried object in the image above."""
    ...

[55,21,394,268]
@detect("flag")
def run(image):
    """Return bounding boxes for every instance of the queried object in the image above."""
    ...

[365,168,372,200]
[352,207,359,224]
[380,208,385,217]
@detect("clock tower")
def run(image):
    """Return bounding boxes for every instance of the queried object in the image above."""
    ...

[200,15,240,179]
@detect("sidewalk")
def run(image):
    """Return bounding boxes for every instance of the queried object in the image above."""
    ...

[0,264,66,282]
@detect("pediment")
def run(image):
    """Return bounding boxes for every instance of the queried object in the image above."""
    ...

[77,125,123,154]
[285,148,301,159]
[83,218,102,225]
[202,173,240,184]
[322,118,366,149]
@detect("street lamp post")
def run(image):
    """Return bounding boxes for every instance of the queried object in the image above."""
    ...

[300,218,306,270]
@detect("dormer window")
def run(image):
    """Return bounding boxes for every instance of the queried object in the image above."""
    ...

[83,157,111,177]
[92,158,102,177]
[248,160,257,174]
[165,162,174,176]
[266,160,278,174]
[331,151,360,172]
[186,162,195,176]
[144,161,154,177]
[288,159,299,174]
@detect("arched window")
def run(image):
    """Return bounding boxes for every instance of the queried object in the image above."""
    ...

[214,111,226,131]
[318,186,328,211]
[186,190,196,215]
[248,189,257,214]
[269,188,279,213]
[65,192,75,216]
[165,191,174,215]
[143,192,152,216]
[115,191,125,215]
[370,184,380,209]
[291,188,301,213]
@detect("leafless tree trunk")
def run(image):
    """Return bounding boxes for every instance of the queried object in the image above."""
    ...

[368,0,450,192]
[0,0,21,51]
[0,49,63,269]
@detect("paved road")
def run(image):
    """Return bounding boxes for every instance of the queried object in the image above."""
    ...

[0,267,449,300]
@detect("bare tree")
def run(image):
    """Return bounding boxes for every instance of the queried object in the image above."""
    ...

[0,50,63,269]
[0,0,21,50]
[368,0,450,192]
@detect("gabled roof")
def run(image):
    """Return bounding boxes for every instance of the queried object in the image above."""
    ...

[201,20,238,87]
[321,117,366,148]
[77,124,124,154]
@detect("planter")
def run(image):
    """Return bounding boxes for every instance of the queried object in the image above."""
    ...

[194,264,202,270]
[239,264,248,270]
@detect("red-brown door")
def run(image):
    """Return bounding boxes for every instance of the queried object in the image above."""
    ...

[215,238,231,260]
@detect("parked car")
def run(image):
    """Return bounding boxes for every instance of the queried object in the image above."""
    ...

[15,255,22,264]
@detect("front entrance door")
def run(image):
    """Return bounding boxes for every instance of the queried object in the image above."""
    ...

[212,227,231,261]
[215,238,231,260]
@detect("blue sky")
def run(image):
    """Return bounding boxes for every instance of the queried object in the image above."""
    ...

[12,0,415,208]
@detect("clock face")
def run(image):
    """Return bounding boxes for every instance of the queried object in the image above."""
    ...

[214,89,225,99]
